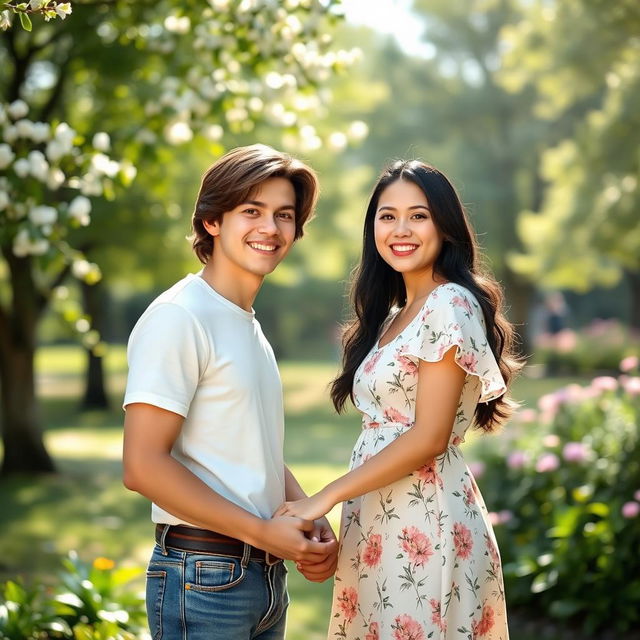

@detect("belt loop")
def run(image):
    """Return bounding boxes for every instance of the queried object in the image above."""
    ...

[241,543,251,568]
[160,524,171,556]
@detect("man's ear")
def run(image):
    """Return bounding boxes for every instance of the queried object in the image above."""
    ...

[202,219,220,237]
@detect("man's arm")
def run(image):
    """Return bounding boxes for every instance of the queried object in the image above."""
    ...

[123,403,330,563]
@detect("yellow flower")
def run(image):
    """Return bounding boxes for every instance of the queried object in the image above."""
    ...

[93,557,115,571]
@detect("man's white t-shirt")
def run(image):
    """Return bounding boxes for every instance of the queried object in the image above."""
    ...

[123,272,286,524]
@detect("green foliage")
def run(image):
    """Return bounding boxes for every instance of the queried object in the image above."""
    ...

[0,553,144,640]
[477,375,640,632]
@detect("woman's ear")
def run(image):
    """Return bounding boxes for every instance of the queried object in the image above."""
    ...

[202,219,220,237]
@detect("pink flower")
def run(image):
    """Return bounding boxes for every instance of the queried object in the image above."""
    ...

[488,512,501,526]
[458,352,478,373]
[365,622,379,640]
[517,408,538,423]
[452,295,473,314]
[392,614,425,640]
[384,406,411,426]
[362,533,383,568]
[507,451,528,469]
[562,442,588,463]
[416,461,444,488]
[555,328,577,353]
[396,345,418,376]
[634,489,640,502]
[536,453,560,473]
[464,485,476,505]
[620,355,639,372]
[591,376,618,393]
[498,510,513,524]
[542,434,560,447]
[622,501,640,518]
[429,599,447,632]
[364,420,380,430]
[337,586,358,622]
[622,376,640,396]
[468,461,486,479]
[363,349,383,375]
[471,604,495,636]
[399,526,434,567]
[453,522,473,559]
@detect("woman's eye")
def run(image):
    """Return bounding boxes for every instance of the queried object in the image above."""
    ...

[243,208,259,215]
[277,211,294,220]
[379,214,393,221]
[413,212,429,219]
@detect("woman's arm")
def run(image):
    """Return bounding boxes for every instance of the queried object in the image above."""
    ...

[277,347,466,521]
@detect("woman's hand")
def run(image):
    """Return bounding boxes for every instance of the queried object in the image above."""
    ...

[275,488,336,521]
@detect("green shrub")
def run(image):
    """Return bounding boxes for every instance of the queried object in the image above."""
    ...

[476,374,640,633]
[0,553,145,640]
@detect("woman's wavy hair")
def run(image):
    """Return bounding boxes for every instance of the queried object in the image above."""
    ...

[330,160,523,432]
[190,144,319,264]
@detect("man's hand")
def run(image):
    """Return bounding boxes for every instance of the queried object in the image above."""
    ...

[296,516,339,583]
[256,515,336,564]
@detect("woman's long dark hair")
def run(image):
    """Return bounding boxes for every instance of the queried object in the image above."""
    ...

[330,160,523,432]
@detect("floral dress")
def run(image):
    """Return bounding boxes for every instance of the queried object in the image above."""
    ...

[327,283,509,640]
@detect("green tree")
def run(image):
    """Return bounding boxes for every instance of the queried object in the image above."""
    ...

[504,0,640,326]
[0,0,351,474]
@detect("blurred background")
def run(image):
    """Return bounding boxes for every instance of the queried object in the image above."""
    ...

[1,1,639,638]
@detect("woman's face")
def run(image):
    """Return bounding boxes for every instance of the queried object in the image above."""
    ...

[374,179,443,277]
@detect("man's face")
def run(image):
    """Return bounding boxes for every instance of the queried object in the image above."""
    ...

[204,177,297,279]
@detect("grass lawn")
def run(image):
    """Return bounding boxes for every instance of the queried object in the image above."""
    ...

[0,345,589,639]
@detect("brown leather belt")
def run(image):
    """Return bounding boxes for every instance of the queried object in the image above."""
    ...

[155,524,281,564]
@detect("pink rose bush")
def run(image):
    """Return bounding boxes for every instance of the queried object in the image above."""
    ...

[473,373,640,632]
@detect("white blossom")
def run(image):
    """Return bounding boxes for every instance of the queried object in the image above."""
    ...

[72,259,91,279]
[27,150,49,181]
[47,167,65,190]
[91,153,120,177]
[15,119,36,139]
[30,238,49,255]
[164,121,193,145]
[31,122,51,143]
[12,229,31,257]
[13,158,30,178]
[54,122,76,147]
[92,132,111,152]
[0,10,12,31]
[3,125,18,144]
[328,131,347,151]
[165,15,191,34]
[203,124,224,141]
[8,100,28,120]
[46,140,68,162]
[0,143,15,169]
[29,205,58,226]
[29,0,47,9]
[68,195,91,226]
[347,120,369,141]
[55,3,72,19]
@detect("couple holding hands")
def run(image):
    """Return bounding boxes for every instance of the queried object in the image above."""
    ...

[123,144,520,639]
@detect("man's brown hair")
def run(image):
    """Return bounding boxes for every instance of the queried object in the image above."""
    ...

[191,144,319,264]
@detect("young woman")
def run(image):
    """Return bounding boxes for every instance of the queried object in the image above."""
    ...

[277,160,521,639]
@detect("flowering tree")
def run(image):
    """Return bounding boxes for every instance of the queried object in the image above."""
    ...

[0,0,357,473]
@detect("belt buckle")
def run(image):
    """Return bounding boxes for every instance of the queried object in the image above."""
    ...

[265,551,280,566]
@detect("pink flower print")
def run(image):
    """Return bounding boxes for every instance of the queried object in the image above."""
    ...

[392,614,425,640]
[453,522,473,559]
[396,345,418,376]
[398,526,433,567]
[337,586,358,623]
[451,295,473,314]
[458,351,478,373]
[364,419,380,429]
[451,434,463,446]
[429,599,447,632]
[471,604,495,637]
[484,533,499,563]
[363,349,383,375]
[437,341,454,359]
[362,533,383,568]
[365,622,379,640]
[383,406,411,426]
[416,461,444,489]
[464,485,476,506]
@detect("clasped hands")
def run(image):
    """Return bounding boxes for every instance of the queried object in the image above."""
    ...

[273,487,338,582]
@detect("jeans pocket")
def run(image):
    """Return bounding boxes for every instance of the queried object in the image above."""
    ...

[145,570,166,640]
[188,557,246,592]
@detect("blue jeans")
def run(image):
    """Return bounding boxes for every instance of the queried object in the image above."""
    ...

[145,538,288,640]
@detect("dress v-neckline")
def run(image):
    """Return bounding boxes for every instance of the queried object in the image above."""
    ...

[375,282,450,350]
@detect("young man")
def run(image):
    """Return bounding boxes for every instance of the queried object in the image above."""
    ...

[122,145,338,640]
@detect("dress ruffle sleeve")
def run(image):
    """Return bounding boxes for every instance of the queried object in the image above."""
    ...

[404,284,507,403]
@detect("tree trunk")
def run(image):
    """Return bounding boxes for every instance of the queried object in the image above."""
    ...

[81,280,109,410]
[626,270,640,330]
[0,251,55,475]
